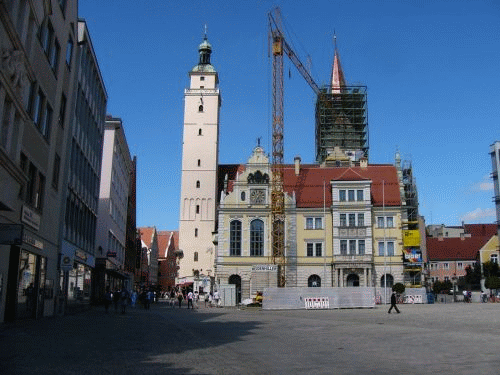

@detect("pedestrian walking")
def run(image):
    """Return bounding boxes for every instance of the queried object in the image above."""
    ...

[130,290,138,308]
[104,288,112,313]
[213,290,220,307]
[113,289,120,312]
[187,291,194,309]
[120,289,129,314]
[388,291,400,314]
[177,291,183,308]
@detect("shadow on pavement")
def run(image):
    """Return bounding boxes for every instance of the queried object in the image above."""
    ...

[0,303,262,374]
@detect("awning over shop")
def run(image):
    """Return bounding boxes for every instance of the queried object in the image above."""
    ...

[176,281,193,287]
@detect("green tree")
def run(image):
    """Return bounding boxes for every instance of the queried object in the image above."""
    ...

[392,283,405,294]
[464,263,481,290]
[482,261,500,278]
[485,276,500,290]
[432,280,452,295]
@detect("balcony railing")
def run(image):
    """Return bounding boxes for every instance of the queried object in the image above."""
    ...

[335,254,372,263]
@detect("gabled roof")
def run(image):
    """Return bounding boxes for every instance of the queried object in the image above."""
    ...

[138,227,155,248]
[426,236,492,261]
[219,163,401,208]
[464,224,497,238]
[157,230,179,258]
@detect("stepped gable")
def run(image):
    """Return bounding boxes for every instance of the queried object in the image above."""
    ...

[426,236,491,261]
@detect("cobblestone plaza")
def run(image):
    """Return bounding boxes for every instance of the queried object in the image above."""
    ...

[1,302,499,374]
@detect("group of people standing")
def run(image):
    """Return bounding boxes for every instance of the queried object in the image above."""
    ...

[103,287,156,313]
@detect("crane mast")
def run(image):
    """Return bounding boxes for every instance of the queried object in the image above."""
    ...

[268,7,322,288]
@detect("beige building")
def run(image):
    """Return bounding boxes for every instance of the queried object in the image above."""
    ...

[0,0,79,322]
[177,35,220,289]
[214,146,405,302]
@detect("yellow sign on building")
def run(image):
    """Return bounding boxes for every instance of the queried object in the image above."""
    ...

[403,230,420,247]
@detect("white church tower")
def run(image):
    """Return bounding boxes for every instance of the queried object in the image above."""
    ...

[178,34,220,288]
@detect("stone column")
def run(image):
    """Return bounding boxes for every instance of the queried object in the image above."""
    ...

[364,268,367,287]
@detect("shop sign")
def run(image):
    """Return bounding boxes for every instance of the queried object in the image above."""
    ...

[403,248,422,263]
[252,265,277,271]
[0,223,23,245]
[106,251,117,258]
[403,230,420,247]
[60,240,76,271]
[21,205,40,231]
[23,233,43,249]
[75,250,88,262]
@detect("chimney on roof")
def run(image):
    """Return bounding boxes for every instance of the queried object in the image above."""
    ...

[294,155,301,176]
[360,157,368,169]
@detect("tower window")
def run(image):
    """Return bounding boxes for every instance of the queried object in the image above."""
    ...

[196,205,200,214]
[194,252,198,262]
[200,76,205,81]
[197,159,201,167]
[198,128,202,135]
[196,180,200,188]
[195,228,198,237]
[199,105,203,112]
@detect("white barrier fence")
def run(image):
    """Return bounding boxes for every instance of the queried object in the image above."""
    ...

[304,297,330,309]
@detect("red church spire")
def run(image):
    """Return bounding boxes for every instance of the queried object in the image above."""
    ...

[330,34,346,94]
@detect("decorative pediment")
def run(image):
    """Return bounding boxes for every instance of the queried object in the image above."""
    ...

[247,170,269,185]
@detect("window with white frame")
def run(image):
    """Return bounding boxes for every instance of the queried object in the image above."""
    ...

[340,240,347,255]
[349,240,356,255]
[357,190,364,201]
[305,217,323,230]
[430,263,438,270]
[357,213,364,227]
[306,242,323,257]
[339,190,346,202]
[443,263,449,270]
[348,214,356,227]
[457,262,463,269]
[377,216,394,228]
[378,241,394,256]
[491,254,498,263]
[348,190,355,202]
[358,240,365,255]
[340,213,346,227]
[444,276,449,282]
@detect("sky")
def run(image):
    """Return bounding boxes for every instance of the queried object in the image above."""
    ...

[79,0,500,230]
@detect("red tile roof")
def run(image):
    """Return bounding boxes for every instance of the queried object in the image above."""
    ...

[138,227,155,247]
[464,224,497,237]
[219,163,401,208]
[157,230,179,258]
[426,236,491,261]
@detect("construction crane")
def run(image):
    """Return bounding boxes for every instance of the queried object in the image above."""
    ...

[268,7,322,287]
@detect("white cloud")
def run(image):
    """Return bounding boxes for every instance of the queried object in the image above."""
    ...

[460,207,496,222]
[470,175,493,193]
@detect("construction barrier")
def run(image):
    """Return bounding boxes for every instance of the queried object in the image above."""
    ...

[262,287,375,310]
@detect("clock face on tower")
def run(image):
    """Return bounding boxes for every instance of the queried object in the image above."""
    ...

[250,189,266,204]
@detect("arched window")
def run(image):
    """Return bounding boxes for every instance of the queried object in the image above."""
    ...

[196,205,200,214]
[197,159,201,167]
[381,274,394,288]
[194,228,198,237]
[250,219,264,256]
[198,105,203,112]
[198,128,202,135]
[230,220,241,256]
[196,180,200,188]
[308,274,321,287]
[194,252,198,262]
[241,191,246,201]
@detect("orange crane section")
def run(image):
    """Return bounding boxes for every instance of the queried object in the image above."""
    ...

[268,7,322,287]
